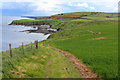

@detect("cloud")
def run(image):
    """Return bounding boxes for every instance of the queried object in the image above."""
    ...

[115,7,118,11]
[2,2,32,10]
[90,6,95,9]
[77,2,88,8]
[1,0,119,2]
[29,0,63,12]
[1,0,119,16]
[0,3,2,9]
[68,2,73,6]
[106,5,111,8]
[0,0,35,2]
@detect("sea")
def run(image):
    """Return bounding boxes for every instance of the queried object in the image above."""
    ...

[0,16,50,52]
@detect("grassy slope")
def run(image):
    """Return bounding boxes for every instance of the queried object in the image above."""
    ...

[50,22,118,78]
[47,12,118,78]
[1,12,118,78]
[2,43,80,78]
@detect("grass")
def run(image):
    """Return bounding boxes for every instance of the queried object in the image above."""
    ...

[71,19,92,22]
[1,12,119,79]
[49,22,118,78]
[45,46,81,78]
[2,42,80,78]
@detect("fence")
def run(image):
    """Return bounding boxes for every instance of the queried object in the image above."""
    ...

[9,40,39,58]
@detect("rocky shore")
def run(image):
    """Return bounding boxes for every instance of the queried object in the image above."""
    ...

[9,22,62,35]
[20,27,58,35]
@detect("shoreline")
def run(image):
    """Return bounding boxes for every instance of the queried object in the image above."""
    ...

[1,20,62,52]
[1,24,53,52]
[0,33,50,53]
[20,28,56,35]
[9,24,62,35]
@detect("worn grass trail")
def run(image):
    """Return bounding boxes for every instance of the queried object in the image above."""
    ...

[44,44,81,78]
[48,44,99,79]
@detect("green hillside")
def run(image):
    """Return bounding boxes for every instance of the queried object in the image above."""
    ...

[1,12,118,79]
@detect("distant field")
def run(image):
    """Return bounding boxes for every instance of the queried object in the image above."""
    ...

[71,19,92,22]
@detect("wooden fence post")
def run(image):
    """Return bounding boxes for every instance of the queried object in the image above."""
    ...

[34,40,38,49]
[31,42,32,49]
[37,40,38,49]
[22,42,24,54]
[9,43,12,57]
[34,41,36,49]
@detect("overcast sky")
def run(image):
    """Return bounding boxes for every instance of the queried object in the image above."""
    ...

[0,0,119,16]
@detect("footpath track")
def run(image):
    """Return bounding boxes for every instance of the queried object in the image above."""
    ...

[48,44,100,79]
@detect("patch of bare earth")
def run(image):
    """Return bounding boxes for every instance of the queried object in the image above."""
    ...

[11,71,25,78]
[87,30,102,35]
[88,37,106,40]
[61,37,75,40]
[48,44,100,79]
[40,43,43,46]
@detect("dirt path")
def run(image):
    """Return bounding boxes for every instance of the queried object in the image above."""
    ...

[46,52,53,78]
[45,44,81,78]
[48,44,100,79]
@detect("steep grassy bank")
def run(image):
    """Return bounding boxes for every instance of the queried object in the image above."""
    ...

[2,42,80,78]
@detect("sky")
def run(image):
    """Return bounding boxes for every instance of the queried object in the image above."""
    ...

[0,0,119,16]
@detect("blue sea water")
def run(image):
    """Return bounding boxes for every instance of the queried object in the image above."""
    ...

[0,16,50,52]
